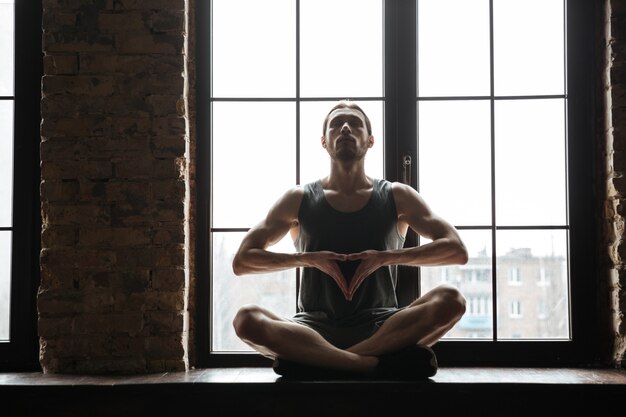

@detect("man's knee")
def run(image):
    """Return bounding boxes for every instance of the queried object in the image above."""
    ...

[433,284,466,324]
[232,304,267,342]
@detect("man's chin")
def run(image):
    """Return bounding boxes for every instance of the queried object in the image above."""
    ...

[334,150,360,162]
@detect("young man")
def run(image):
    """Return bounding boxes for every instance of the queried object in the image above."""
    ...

[232,101,468,379]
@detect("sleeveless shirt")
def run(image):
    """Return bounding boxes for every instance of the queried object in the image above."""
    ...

[291,178,406,348]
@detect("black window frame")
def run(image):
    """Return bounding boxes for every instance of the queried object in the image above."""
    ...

[196,0,598,368]
[0,1,43,371]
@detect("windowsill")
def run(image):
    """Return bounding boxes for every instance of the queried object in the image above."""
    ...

[3,367,626,416]
[2,366,625,385]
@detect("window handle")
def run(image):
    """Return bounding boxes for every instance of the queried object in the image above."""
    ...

[402,154,412,185]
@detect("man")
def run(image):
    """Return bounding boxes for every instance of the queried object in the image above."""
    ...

[231,101,468,379]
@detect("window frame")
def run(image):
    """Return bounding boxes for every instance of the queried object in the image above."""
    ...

[0,0,43,371]
[196,0,599,367]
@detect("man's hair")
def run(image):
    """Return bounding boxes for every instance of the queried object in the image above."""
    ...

[322,101,372,136]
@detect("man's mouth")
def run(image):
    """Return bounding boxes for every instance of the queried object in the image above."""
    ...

[337,135,356,145]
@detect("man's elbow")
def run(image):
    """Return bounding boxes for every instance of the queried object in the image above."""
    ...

[456,243,469,265]
[232,255,248,276]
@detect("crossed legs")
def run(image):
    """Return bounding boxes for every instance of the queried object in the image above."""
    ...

[232,284,466,375]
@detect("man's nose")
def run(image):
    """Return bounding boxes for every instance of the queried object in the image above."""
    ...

[340,122,351,133]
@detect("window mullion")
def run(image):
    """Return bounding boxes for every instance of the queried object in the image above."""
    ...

[489,0,498,342]
[386,0,418,307]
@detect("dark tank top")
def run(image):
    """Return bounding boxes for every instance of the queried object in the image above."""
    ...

[294,178,405,320]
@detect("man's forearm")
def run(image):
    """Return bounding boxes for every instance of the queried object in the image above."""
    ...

[232,248,304,276]
[385,238,468,267]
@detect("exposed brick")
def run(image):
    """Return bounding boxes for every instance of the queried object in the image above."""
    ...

[74,312,144,335]
[43,75,116,96]
[43,54,79,75]
[115,33,183,54]
[114,158,179,180]
[42,226,78,247]
[41,159,113,181]
[79,227,152,247]
[43,31,115,53]
[144,334,184,359]
[41,116,112,138]
[98,11,147,33]
[145,311,184,333]
[40,180,80,202]
[150,10,184,33]
[41,202,111,226]
[152,268,185,292]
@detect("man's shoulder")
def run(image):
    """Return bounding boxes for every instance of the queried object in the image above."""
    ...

[388,181,422,203]
[266,186,305,219]
[385,180,410,192]
[281,185,306,201]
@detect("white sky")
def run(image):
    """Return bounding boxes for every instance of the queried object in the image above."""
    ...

[210,0,566,258]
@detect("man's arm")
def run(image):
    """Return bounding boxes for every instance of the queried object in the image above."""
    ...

[232,187,304,275]
[385,181,469,267]
[345,182,468,299]
[231,187,351,296]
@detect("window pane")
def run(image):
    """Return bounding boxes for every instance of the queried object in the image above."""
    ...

[421,230,493,339]
[0,100,13,227]
[493,0,564,96]
[212,102,296,228]
[495,99,566,226]
[300,101,383,185]
[211,0,295,97]
[418,0,490,97]
[211,232,297,351]
[0,231,11,341]
[496,229,569,339]
[0,0,13,96]
[300,0,383,97]
[418,100,491,226]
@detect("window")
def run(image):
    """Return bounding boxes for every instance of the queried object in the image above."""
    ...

[196,0,597,366]
[507,268,521,286]
[0,1,42,369]
[0,0,15,344]
[509,300,523,318]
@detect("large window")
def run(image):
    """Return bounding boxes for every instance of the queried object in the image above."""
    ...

[196,0,597,366]
[420,0,569,342]
[0,0,41,370]
[0,0,15,343]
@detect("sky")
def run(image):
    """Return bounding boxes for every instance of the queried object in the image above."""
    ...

[210,0,567,258]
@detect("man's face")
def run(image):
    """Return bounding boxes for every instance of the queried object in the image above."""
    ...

[323,108,373,162]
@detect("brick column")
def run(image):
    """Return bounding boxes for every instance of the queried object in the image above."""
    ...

[605,0,626,368]
[39,0,189,373]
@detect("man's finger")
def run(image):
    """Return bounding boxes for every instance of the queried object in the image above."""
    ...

[346,252,366,260]
[328,265,349,293]
[348,262,376,297]
[329,253,349,261]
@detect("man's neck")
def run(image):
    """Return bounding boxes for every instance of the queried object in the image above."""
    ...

[324,160,371,194]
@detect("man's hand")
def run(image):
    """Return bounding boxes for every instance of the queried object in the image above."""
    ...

[345,250,388,301]
[298,251,350,299]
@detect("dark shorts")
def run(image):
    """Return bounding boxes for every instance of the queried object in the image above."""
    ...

[289,307,406,350]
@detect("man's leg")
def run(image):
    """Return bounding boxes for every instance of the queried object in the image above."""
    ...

[232,304,378,374]
[232,284,465,375]
[346,284,466,357]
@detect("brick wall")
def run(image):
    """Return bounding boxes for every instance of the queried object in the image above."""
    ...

[35,0,626,374]
[39,0,189,373]
[605,0,626,368]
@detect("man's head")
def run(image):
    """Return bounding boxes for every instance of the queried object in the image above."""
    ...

[321,101,374,162]
[322,101,372,137]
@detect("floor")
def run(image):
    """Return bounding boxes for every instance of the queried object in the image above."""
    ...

[3,367,626,417]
